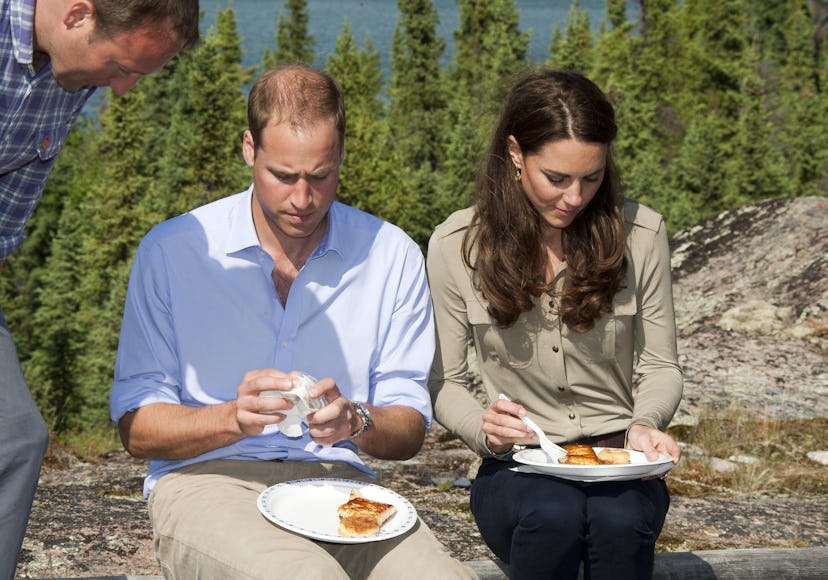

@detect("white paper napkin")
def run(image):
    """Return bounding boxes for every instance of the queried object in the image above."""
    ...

[260,373,325,438]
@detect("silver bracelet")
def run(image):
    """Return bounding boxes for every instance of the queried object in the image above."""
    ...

[484,437,513,460]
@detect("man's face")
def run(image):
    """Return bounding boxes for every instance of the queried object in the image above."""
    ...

[243,120,343,244]
[49,14,182,96]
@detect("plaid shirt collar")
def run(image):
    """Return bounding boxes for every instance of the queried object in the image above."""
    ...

[8,0,36,69]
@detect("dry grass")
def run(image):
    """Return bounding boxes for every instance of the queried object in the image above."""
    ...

[46,425,123,467]
[667,409,828,497]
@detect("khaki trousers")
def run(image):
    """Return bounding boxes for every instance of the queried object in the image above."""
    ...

[149,459,475,580]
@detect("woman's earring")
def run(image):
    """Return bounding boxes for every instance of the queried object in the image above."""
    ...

[515,166,522,182]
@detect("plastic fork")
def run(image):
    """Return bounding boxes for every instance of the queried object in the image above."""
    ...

[498,394,567,461]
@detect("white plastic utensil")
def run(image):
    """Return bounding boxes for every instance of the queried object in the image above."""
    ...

[498,394,567,461]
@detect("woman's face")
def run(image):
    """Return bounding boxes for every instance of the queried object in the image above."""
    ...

[508,136,608,230]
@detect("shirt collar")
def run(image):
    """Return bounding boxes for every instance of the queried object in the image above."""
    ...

[11,0,36,67]
[225,186,262,255]
[224,186,343,260]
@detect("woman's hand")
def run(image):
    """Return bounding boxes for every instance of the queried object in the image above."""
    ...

[481,397,534,454]
[626,424,681,463]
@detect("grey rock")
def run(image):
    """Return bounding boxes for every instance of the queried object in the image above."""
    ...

[806,450,828,466]
[709,457,739,473]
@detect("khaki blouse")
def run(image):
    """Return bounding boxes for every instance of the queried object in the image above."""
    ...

[426,200,683,458]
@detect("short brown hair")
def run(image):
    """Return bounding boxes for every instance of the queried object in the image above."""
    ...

[92,0,200,50]
[247,64,346,154]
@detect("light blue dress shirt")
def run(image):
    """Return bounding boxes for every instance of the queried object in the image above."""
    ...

[110,187,435,497]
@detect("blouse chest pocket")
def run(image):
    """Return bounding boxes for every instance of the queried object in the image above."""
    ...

[467,301,537,369]
[563,289,638,363]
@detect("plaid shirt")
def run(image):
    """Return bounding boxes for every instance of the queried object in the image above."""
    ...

[1,0,95,259]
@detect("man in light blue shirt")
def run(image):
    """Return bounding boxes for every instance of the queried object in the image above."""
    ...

[110,64,473,579]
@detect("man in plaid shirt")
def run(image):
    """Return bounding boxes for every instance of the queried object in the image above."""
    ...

[0,1,199,577]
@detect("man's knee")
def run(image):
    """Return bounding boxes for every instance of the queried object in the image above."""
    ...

[18,409,49,458]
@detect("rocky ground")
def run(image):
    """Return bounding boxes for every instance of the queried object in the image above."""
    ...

[15,197,828,578]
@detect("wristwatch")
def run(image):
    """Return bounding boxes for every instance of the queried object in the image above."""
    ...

[348,401,373,439]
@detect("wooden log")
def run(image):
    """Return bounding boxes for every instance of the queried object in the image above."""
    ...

[653,547,828,579]
[22,547,828,580]
[465,547,828,579]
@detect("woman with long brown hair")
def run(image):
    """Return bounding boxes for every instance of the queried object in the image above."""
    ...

[427,70,683,579]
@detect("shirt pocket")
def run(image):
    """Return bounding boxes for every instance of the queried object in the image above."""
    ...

[467,301,536,369]
[0,116,72,171]
[564,289,638,363]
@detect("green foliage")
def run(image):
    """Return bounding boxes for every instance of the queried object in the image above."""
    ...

[327,23,390,213]
[547,0,593,73]
[4,0,826,442]
[774,0,828,198]
[720,48,789,208]
[262,0,316,68]
[439,0,530,225]
[605,0,626,29]
[388,0,447,171]
[158,6,250,217]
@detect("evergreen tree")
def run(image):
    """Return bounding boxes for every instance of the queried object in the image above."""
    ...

[721,44,789,208]
[326,23,431,246]
[666,113,727,232]
[677,0,752,126]
[448,0,528,99]
[386,0,448,247]
[326,22,386,213]
[547,0,594,73]
[35,87,160,432]
[774,0,828,197]
[593,0,679,216]
[157,6,250,218]
[548,25,565,66]
[1,123,103,431]
[607,0,627,29]
[262,0,316,68]
[751,0,796,61]
[640,0,754,223]
[388,0,447,171]
[438,0,529,217]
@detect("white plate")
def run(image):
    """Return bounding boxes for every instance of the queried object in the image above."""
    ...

[257,478,417,543]
[513,447,676,482]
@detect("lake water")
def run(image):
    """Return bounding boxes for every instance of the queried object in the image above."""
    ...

[198,0,639,71]
[85,1,638,113]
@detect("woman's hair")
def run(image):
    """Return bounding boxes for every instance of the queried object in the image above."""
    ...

[463,69,627,332]
[247,63,346,155]
[91,0,200,50]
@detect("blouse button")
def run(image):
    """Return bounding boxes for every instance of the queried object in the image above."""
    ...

[568,413,576,420]
[552,346,559,353]
[558,386,565,392]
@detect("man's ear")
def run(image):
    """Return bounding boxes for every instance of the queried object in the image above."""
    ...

[242,130,256,167]
[63,1,95,30]
[506,135,522,169]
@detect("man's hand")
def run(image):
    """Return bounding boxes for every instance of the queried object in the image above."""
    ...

[235,369,297,436]
[304,378,359,445]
